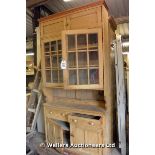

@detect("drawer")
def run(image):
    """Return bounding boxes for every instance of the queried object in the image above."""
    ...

[68,114,103,130]
[45,108,69,122]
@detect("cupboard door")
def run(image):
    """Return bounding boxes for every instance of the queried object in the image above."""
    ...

[67,6,102,30]
[69,115,103,155]
[46,118,63,143]
[62,29,103,90]
[45,118,64,153]
[42,39,63,87]
[41,17,66,39]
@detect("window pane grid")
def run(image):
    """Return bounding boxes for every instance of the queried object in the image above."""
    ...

[44,40,63,83]
[67,32,99,85]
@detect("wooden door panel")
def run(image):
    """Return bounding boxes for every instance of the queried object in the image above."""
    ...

[68,7,101,30]
[41,18,66,39]
[69,114,103,155]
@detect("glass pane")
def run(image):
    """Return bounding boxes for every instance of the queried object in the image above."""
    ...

[78,52,87,67]
[89,69,99,84]
[68,35,75,51]
[77,34,87,50]
[58,56,62,68]
[89,51,99,66]
[88,33,98,49]
[51,56,58,68]
[59,70,63,83]
[79,69,88,85]
[46,70,51,82]
[68,53,76,68]
[69,70,77,85]
[58,40,62,50]
[44,42,50,52]
[52,70,58,83]
[51,41,57,52]
[58,40,62,54]
[45,56,50,68]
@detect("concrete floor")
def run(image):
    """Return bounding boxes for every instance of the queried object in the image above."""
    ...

[26,132,122,155]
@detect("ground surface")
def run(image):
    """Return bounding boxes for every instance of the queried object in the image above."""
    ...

[26,132,122,155]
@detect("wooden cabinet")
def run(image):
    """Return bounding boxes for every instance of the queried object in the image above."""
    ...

[41,1,116,155]
[44,103,105,155]
[62,28,103,89]
[68,114,103,155]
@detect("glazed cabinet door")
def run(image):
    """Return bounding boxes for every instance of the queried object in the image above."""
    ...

[62,28,103,90]
[42,39,63,87]
[68,115,103,155]
[41,17,67,87]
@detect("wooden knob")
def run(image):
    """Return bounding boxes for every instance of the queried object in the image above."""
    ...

[89,122,95,126]
[73,119,77,123]
[70,133,74,137]
[50,112,53,114]
[61,113,65,116]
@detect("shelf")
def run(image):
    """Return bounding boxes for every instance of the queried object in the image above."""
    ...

[44,102,105,116]
[26,72,34,76]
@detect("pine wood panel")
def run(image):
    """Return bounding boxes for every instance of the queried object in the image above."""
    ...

[43,87,104,103]
[68,6,102,30]
[69,115,103,155]
[44,102,105,117]
[40,17,66,39]
[101,4,116,155]
[45,118,64,153]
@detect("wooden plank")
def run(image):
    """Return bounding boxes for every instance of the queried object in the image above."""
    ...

[31,93,43,130]
[102,4,116,155]
[75,90,104,100]
[114,35,126,155]
[36,27,41,67]
[26,150,34,155]
[28,108,36,113]
[26,64,41,128]
[44,102,105,116]
[66,90,76,98]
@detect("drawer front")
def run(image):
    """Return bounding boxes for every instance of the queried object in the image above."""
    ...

[45,107,69,122]
[68,115,103,130]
